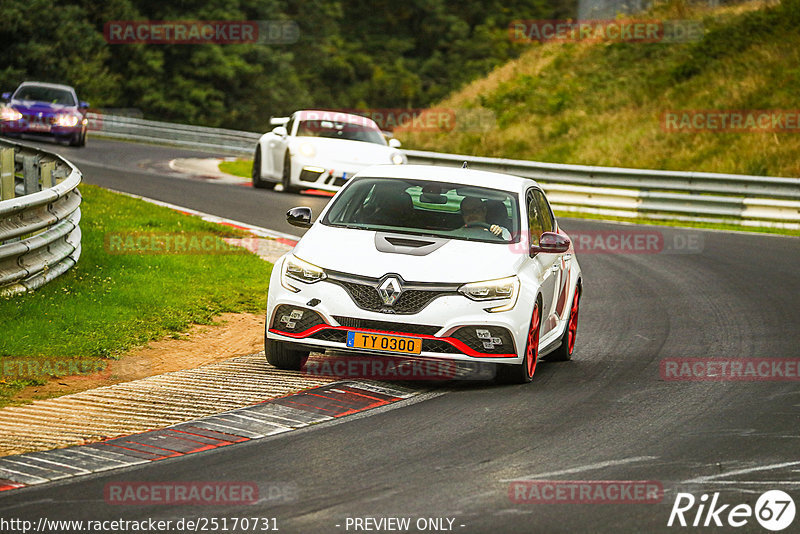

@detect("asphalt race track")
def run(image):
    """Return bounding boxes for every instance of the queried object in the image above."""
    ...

[2,137,798,533]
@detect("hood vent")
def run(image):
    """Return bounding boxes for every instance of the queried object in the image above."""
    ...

[375,232,448,256]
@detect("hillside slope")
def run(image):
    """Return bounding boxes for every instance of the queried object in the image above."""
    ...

[399,0,800,178]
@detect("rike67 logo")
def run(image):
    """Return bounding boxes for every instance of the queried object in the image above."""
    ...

[668,490,796,531]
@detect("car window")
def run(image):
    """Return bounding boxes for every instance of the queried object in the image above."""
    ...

[14,86,75,106]
[533,189,555,233]
[296,119,386,145]
[527,190,545,247]
[323,177,520,244]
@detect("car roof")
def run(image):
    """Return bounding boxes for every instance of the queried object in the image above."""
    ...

[355,164,539,193]
[17,81,77,93]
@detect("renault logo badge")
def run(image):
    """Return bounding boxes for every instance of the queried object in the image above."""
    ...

[377,277,402,306]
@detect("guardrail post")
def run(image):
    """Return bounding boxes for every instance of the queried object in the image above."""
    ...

[23,155,40,194]
[40,161,55,189]
[0,148,13,200]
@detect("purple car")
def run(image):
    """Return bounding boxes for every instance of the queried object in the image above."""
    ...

[1,82,89,147]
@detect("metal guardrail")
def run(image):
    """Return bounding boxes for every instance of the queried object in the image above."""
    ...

[88,114,800,229]
[87,113,260,155]
[0,139,82,297]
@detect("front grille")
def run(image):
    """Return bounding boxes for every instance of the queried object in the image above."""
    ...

[451,325,516,354]
[310,327,459,354]
[421,340,460,353]
[334,280,455,314]
[309,329,348,343]
[271,305,325,334]
[23,114,56,125]
[333,316,441,336]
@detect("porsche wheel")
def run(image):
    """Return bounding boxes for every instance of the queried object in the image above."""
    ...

[251,147,274,189]
[281,152,299,193]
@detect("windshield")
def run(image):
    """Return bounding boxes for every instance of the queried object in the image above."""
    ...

[322,177,520,243]
[296,119,386,145]
[13,85,76,106]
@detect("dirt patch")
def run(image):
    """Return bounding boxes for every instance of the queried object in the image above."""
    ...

[11,312,265,404]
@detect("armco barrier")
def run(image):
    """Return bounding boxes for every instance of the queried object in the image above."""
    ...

[0,139,82,297]
[87,114,800,229]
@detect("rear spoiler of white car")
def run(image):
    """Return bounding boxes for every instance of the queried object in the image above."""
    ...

[270,117,289,126]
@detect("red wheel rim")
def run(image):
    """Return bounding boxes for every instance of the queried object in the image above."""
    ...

[526,303,540,377]
[567,287,580,354]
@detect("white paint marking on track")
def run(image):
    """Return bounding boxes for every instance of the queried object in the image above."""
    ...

[684,460,800,484]
[500,455,659,482]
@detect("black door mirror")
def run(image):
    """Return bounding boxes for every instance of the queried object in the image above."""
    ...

[287,206,312,228]
[531,232,570,254]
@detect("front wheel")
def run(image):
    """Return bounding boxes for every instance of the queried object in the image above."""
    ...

[281,153,299,193]
[251,147,274,189]
[496,301,540,384]
[547,285,580,362]
[265,337,309,370]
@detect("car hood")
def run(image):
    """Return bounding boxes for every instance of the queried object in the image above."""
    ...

[290,137,396,166]
[10,100,77,116]
[292,223,525,283]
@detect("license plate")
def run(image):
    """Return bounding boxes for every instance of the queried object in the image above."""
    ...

[346,331,422,355]
[27,121,51,132]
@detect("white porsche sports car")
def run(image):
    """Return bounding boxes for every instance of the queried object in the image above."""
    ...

[251,110,407,193]
[265,164,582,383]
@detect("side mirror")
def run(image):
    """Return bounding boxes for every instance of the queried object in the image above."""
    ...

[79,101,90,108]
[1,92,10,101]
[287,206,312,228]
[530,232,570,254]
[388,138,401,148]
[272,125,288,137]
[270,116,289,126]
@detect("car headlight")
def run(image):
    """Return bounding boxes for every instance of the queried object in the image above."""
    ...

[55,114,80,127]
[281,254,326,292]
[298,143,316,158]
[458,275,520,312]
[0,107,22,122]
[391,152,406,165]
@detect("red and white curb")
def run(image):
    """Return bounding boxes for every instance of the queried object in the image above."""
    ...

[0,382,418,492]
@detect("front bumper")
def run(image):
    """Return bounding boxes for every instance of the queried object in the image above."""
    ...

[289,155,389,192]
[266,258,528,364]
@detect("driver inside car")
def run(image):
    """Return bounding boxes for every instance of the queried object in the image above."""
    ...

[460,196,511,239]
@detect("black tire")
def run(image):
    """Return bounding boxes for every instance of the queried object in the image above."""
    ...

[281,152,298,193]
[496,299,541,384]
[547,285,581,362]
[251,147,274,189]
[77,129,86,147]
[265,337,309,370]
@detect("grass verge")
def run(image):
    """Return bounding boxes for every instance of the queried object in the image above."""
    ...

[0,184,272,404]
[219,159,252,178]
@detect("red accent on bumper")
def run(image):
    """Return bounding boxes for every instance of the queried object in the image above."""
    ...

[269,325,516,358]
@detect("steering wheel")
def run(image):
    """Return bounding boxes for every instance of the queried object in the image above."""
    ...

[465,222,492,230]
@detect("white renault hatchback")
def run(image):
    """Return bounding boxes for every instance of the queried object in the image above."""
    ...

[265,164,582,383]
